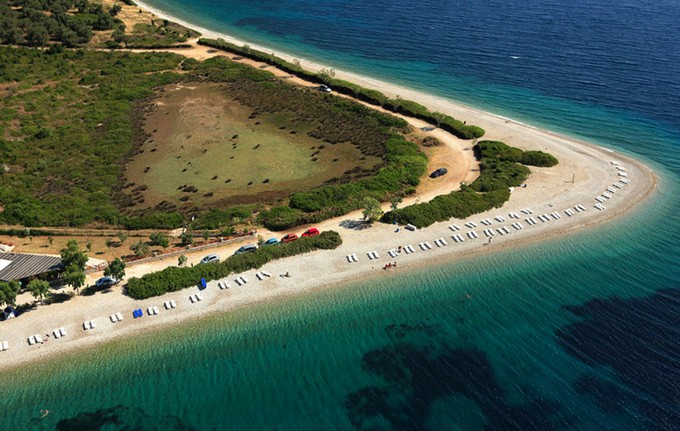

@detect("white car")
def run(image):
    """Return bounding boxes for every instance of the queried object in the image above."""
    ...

[199,254,220,264]
[95,276,119,288]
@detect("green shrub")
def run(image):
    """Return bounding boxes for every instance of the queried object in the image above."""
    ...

[521,151,559,167]
[125,230,342,299]
[381,140,557,228]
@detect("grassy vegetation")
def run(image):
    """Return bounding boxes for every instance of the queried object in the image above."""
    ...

[381,141,557,228]
[124,82,383,214]
[197,38,485,139]
[125,230,342,299]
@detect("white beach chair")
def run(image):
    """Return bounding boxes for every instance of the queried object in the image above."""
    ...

[448,225,459,232]
[28,335,35,345]
[153,307,159,315]
[83,321,90,330]
[1,341,7,351]
[170,300,177,309]
[495,216,506,222]
[60,328,66,337]
[110,314,117,322]
[164,301,171,310]
[53,329,61,338]
[148,307,155,315]
[35,334,43,343]
[116,312,123,321]
[256,272,264,281]
[620,178,630,184]
[90,320,96,329]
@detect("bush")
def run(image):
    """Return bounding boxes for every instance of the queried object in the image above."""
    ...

[125,230,342,299]
[521,151,559,167]
[381,140,557,228]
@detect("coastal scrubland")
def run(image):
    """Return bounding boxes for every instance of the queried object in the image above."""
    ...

[0,46,424,231]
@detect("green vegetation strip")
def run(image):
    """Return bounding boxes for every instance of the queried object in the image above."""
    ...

[125,231,342,299]
[197,38,485,139]
[381,141,558,228]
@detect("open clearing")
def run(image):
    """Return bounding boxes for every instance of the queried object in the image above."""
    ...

[123,83,382,212]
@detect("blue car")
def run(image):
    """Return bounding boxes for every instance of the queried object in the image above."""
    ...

[263,238,280,246]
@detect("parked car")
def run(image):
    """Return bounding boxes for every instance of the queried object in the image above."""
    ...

[262,237,280,246]
[199,254,220,264]
[430,167,448,178]
[95,276,119,288]
[234,244,258,255]
[301,228,320,237]
[281,233,299,243]
[318,84,332,93]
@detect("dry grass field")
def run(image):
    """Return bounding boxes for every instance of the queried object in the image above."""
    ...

[122,82,382,212]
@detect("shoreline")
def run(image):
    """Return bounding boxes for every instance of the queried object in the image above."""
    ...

[0,3,658,371]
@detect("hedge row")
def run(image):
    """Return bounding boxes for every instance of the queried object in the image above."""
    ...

[197,38,485,139]
[380,140,557,228]
[124,230,342,299]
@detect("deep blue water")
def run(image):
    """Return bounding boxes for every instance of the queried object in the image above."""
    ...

[2,0,680,429]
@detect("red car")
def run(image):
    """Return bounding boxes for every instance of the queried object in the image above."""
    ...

[302,228,320,237]
[281,233,298,243]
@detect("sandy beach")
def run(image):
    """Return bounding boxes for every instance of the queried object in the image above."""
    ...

[0,2,657,371]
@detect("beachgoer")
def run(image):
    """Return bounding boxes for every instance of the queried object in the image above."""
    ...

[285,272,290,278]
[398,246,402,252]
[393,262,397,267]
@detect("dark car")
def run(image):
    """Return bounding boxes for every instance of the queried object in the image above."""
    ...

[234,244,258,255]
[281,233,299,243]
[95,276,119,288]
[301,228,320,237]
[430,168,448,178]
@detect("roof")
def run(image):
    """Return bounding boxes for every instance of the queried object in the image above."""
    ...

[0,253,62,282]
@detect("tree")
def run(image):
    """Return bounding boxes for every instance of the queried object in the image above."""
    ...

[26,25,49,46]
[130,240,150,257]
[117,232,128,245]
[63,264,86,292]
[27,279,50,303]
[61,240,88,271]
[180,232,193,245]
[178,255,187,267]
[362,197,383,223]
[104,258,126,281]
[108,4,122,16]
[319,67,336,81]
[0,280,21,307]
[390,196,403,212]
[149,233,169,249]
[202,230,210,241]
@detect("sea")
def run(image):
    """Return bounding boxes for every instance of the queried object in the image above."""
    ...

[2,0,679,429]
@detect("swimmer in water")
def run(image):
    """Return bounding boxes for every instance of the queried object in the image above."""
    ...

[40,409,49,418]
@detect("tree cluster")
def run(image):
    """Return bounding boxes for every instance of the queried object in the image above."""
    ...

[0,0,121,47]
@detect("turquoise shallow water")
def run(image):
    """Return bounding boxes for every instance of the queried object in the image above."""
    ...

[2,0,680,429]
